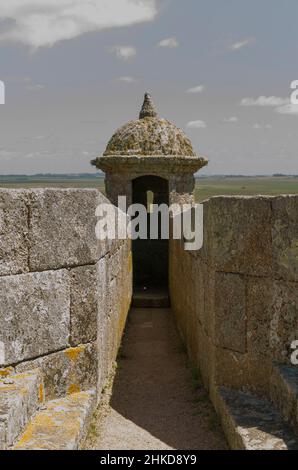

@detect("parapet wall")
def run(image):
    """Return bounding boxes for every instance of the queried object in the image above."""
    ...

[0,189,132,401]
[170,195,298,402]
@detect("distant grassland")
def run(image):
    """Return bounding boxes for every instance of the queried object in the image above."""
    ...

[0,176,297,202]
[194,177,298,202]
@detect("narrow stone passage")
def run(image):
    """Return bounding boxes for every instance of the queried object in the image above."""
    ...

[84,308,227,450]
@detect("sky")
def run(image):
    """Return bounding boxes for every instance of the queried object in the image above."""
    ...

[0,0,297,175]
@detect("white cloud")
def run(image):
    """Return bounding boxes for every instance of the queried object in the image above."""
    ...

[230,38,255,51]
[275,104,298,115]
[187,85,205,94]
[241,95,298,116]
[187,120,207,129]
[253,123,272,129]
[25,84,45,91]
[116,76,136,83]
[158,37,179,48]
[110,45,137,60]
[241,96,289,107]
[223,116,238,123]
[0,0,159,49]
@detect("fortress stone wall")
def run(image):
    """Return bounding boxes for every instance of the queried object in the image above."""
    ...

[0,189,132,402]
[0,188,297,449]
[169,195,298,446]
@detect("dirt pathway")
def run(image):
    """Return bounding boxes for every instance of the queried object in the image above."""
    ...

[84,308,227,450]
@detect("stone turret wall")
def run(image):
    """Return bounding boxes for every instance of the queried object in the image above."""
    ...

[0,189,132,402]
[169,195,298,402]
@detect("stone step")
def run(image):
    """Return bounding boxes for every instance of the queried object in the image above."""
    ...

[132,288,170,308]
[13,389,96,450]
[270,364,298,432]
[215,387,298,450]
[0,369,44,450]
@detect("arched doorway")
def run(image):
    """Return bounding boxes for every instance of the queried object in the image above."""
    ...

[132,175,169,294]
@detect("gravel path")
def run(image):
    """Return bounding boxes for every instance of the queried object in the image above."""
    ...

[84,308,227,450]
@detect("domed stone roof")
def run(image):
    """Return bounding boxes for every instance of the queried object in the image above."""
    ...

[103,94,196,157]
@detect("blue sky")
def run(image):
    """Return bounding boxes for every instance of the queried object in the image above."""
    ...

[0,0,297,174]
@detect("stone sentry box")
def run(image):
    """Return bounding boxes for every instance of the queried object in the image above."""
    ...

[92,93,208,207]
[92,94,208,290]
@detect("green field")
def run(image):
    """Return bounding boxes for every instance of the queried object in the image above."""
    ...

[0,176,297,202]
[194,176,298,202]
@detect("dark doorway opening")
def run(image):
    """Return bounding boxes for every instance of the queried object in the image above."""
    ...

[132,176,169,299]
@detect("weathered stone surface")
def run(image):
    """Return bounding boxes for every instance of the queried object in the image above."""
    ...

[28,189,107,271]
[0,422,5,451]
[0,270,70,366]
[246,357,272,396]
[214,272,246,353]
[272,195,298,282]
[203,196,273,276]
[103,91,197,157]
[13,390,96,450]
[270,364,298,427]
[214,347,248,390]
[0,190,29,276]
[185,253,199,362]
[0,369,43,449]
[169,174,195,205]
[215,387,298,450]
[70,265,98,346]
[197,328,215,392]
[246,277,272,359]
[0,367,14,379]
[15,343,97,401]
[247,278,298,364]
[192,254,205,330]
[269,281,298,363]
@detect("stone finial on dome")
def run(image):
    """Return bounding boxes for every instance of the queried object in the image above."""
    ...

[139,93,158,119]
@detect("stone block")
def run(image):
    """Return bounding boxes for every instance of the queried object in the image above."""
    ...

[247,278,298,364]
[215,387,298,450]
[202,264,215,337]
[15,343,97,400]
[13,390,96,450]
[70,265,98,346]
[214,272,247,353]
[28,189,107,271]
[270,364,298,426]
[107,244,122,281]
[197,327,214,392]
[97,256,108,307]
[214,347,248,390]
[204,196,272,276]
[96,302,110,393]
[0,270,70,366]
[0,190,29,276]
[193,256,205,331]
[272,195,298,282]
[246,277,272,359]
[247,357,272,396]
[269,280,298,363]
[0,369,43,449]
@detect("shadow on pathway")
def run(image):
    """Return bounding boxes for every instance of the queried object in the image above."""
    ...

[84,308,227,450]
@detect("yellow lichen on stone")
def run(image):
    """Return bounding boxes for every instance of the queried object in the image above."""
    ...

[14,426,35,448]
[39,383,45,403]
[0,384,18,392]
[67,383,80,395]
[0,367,14,377]
[128,252,132,273]
[13,371,36,380]
[13,391,95,450]
[64,345,85,362]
